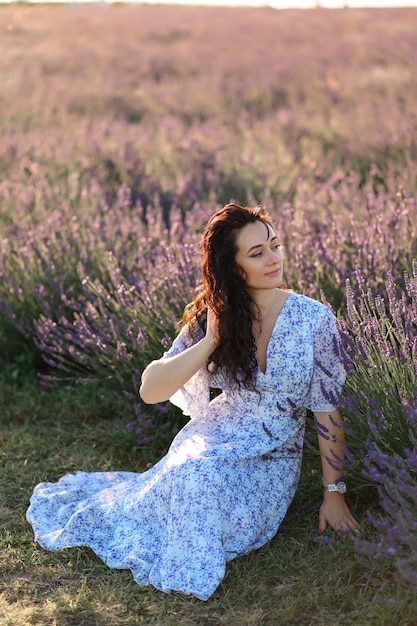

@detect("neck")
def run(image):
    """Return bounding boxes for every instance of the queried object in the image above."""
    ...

[250,288,278,317]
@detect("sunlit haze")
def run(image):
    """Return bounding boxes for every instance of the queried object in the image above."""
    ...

[5,0,417,5]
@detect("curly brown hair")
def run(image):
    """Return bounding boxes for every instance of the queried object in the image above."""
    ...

[181,202,277,391]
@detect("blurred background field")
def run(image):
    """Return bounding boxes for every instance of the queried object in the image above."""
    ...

[0,5,417,624]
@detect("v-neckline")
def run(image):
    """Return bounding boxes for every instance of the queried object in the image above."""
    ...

[258,291,294,376]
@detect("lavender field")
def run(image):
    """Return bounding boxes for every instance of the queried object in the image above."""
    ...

[1,4,417,622]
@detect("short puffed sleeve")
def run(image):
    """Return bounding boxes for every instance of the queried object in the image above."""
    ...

[160,324,210,418]
[304,307,346,413]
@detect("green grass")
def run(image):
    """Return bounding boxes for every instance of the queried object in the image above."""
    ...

[1,376,416,626]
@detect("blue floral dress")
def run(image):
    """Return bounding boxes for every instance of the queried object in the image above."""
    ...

[26,292,346,601]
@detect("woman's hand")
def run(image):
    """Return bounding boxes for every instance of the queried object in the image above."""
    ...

[318,494,360,536]
[205,306,220,348]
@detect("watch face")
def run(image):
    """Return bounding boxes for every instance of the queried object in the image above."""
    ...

[337,482,347,494]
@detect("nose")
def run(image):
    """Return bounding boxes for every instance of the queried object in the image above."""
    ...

[267,248,281,264]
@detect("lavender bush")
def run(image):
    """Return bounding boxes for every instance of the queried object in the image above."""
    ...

[34,240,201,445]
[337,263,417,466]
[326,265,416,597]
[353,429,417,598]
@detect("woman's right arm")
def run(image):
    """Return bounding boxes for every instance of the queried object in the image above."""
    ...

[139,309,218,405]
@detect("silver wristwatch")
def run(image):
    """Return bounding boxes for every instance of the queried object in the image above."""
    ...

[323,481,347,494]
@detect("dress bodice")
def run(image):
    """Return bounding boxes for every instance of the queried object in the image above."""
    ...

[163,292,346,459]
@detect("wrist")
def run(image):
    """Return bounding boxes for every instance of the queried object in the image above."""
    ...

[202,333,218,352]
[323,490,345,502]
[323,480,347,495]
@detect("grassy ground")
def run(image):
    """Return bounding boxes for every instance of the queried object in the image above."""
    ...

[1,375,416,626]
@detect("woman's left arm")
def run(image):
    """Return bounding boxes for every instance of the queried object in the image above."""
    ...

[314,409,360,534]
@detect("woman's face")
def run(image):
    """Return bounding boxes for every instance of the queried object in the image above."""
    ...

[234,220,284,293]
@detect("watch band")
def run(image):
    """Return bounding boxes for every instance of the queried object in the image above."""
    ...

[323,481,347,494]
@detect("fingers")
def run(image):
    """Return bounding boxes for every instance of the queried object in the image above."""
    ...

[331,517,361,537]
[318,502,361,537]
[339,511,361,535]
[333,515,360,533]
[206,307,219,346]
[318,509,327,534]
[338,519,361,537]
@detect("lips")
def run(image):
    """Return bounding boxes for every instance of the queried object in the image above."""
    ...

[265,268,281,277]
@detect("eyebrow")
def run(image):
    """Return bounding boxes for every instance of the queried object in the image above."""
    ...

[247,235,278,254]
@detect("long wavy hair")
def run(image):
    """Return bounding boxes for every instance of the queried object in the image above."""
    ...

[181,202,277,391]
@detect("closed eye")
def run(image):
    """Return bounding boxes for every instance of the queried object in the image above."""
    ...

[251,244,280,258]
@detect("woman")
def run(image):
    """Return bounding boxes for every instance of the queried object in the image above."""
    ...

[27,203,359,601]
